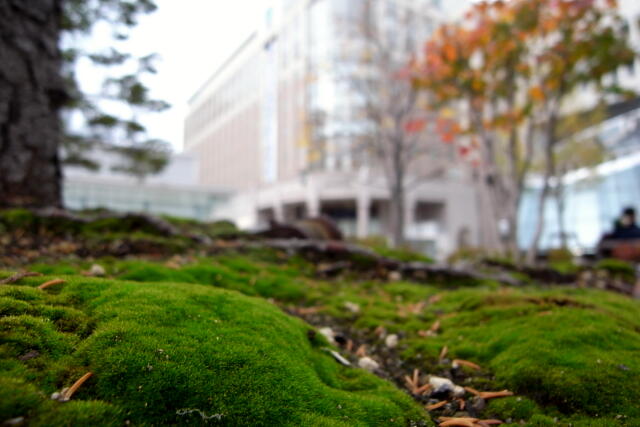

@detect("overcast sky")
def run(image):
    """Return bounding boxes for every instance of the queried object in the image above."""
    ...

[78,0,262,152]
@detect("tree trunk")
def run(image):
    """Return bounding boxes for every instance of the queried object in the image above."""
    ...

[389,183,405,248]
[526,111,558,265]
[0,0,66,208]
[554,180,568,249]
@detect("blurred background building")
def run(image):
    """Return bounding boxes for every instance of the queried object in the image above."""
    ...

[64,148,230,221]
[184,0,478,258]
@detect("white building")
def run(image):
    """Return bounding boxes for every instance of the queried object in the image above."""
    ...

[63,149,230,221]
[185,0,481,258]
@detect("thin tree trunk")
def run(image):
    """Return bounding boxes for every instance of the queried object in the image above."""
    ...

[389,139,405,248]
[0,0,66,208]
[555,180,568,249]
[389,183,405,248]
[526,111,558,265]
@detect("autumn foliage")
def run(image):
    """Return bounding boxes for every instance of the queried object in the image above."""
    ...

[412,0,637,255]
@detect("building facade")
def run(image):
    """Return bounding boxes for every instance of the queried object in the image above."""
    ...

[64,149,230,221]
[185,0,480,259]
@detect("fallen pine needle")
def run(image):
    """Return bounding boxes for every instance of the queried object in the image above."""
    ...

[453,359,481,371]
[416,383,432,395]
[479,390,514,400]
[426,400,448,411]
[477,420,504,426]
[0,271,42,285]
[62,372,93,400]
[439,346,448,361]
[346,339,354,352]
[297,306,325,315]
[464,386,481,396]
[428,294,442,304]
[438,418,478,427]
[38,279,66,290]
[355,344,367,358]
[456,398,465,410]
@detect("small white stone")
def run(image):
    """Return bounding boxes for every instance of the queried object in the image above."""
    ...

[385,334,399,349]
[388,271,402,281]
[89,264,106,276]
[358,356,380,372]
[319,327,336,345]
[344,301,361,314]
[452,385,466,398]
[429,376,455,394]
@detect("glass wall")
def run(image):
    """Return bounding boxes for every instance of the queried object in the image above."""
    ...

[519,158,640,252]
[64,180,228,221]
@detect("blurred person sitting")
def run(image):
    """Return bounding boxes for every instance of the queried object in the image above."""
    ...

[609,207,640,239]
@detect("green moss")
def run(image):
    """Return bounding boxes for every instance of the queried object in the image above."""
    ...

[596,258,636,282]
[485,396,542,421]
[401,288,640,422]
[0,275,428,426]
[355,237,434,263]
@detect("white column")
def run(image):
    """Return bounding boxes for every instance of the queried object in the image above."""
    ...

[274,201,285,222]
[405,196,416,242]
[357,194,371,239]
[305,174,320,217]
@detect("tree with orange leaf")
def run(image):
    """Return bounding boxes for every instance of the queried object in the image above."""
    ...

[414,0,636,261]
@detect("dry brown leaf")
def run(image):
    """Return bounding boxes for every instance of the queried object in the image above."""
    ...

[38,279,66,290]
[430,319,441,333]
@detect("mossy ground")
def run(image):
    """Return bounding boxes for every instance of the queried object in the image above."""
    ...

[1,235,640,425]
[0,270,427,426]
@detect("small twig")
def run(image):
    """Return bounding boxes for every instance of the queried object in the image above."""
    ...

[0,271,42,285]
[62,372,93,400]
[38,279,66,290]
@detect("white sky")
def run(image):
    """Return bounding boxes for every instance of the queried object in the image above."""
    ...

[81,0,262,152]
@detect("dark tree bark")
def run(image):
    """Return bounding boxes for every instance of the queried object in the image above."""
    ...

[0,0,66,208]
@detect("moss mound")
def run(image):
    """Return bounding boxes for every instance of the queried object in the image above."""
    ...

[0,273,428,426]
